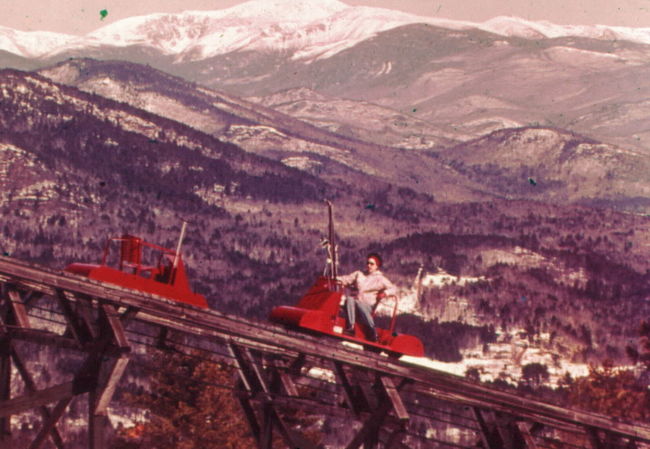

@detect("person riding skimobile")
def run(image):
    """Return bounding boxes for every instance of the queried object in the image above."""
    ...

[337,252,396,342]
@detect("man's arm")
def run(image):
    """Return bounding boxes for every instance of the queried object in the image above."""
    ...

[381,273,397,297]
[337,270,361,287]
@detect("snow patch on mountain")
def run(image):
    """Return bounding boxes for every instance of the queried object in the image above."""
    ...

[0,26,76,58]
[481,16,650,45]
[1,0,649,61]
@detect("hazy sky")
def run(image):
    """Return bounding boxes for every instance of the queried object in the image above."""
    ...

[2,0,649,35]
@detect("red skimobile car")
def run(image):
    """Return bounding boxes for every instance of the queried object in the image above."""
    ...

[269,202,424,357]
[65,224,208,308]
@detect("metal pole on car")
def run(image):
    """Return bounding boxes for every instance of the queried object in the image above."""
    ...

[173,220,187,270]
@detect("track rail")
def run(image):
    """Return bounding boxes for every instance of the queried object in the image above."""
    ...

[0,255,649,449]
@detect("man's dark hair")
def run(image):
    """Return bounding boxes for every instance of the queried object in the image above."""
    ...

[367,252,383,268]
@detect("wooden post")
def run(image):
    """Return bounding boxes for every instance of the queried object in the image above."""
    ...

[0,287,12,442]
[0,338,10,443]
[29,398,72,449]
[516,421,539,449]
[473,407,501,449]
[228,344,316,449]
[89,390,110,449]
[88,304,131,449]
[12,347,65,448]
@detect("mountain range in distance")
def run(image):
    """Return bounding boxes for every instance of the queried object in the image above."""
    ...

[35,57,650,213]
[2,0,649,160]
[2,0,650,60]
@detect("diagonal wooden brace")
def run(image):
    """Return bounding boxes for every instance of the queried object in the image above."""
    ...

[7,289,30,329]
[11,347,65,449]
[228,343,316,449]
[516,421,539,449]
[379,376,409,422]
[56,290,96,345]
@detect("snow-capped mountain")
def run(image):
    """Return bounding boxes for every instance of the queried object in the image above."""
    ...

[0,26,77,58]
[2,0,650,62]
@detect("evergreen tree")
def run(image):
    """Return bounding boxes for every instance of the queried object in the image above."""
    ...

[567,361,649,422]
[115,350,256,449]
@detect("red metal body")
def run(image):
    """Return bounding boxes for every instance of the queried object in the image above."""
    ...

[269,276,425,357]
[65,235,208,308]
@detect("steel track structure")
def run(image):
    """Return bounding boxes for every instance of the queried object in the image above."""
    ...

[0,255,648,449]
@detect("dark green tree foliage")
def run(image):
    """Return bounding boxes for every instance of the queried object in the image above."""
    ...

[395,314,495,361]
[114,350,255,449]
[521,362,550,387]
[567,361,650,422]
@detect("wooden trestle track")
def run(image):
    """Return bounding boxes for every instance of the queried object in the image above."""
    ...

[0,255,649,449]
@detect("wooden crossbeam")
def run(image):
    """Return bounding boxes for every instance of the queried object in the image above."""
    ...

[28,398,72,449]
[229,344,316,449]
[11,347,65,449]
[5,327,80,351]
[0,380,93,418]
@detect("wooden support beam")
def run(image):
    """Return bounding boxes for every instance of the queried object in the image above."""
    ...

[239,347,270,394]
[0,338,10,442]
[28,397,72,449]
[588,427,606,449]
[20,290,40,307]
[89,390,112,449]
[234,385,262,442]
[7,327,80,350]
[379,376,409,422]
[11,347,65,449]
[492,411,517,449]
[333,362,363,416]
[383,427,406,449]
[99,304,130,351]
[473,407,501,449]
[56,290,94,345]
[271,360,298,397]
[94,355,129,416]
[75,294,98,340]
[516,421,539,449]
[8,289,30,328]
[345,400,392,449]
[228,344,255,393]
[260,403,273,449]
[288,353,306,375]
[86,304,131,449]
[229,344,263,443]
[118,306,140,325]
[345,375,409,449]
[229,344,316,449]
[0,380,92,418]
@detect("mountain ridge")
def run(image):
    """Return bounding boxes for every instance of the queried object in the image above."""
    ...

[2,0,650,61]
